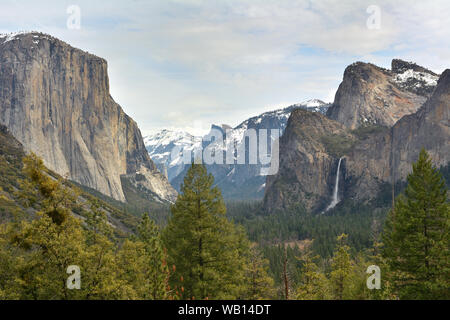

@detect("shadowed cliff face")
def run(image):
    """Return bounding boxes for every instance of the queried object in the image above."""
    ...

[327,60,438,129]
[264,66,449,213]
[264,109,354,212]
[0,32,177,202]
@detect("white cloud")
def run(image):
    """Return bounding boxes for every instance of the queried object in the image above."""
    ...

[1,0,449,134]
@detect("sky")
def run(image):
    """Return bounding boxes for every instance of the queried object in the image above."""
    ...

[1,0,449,136]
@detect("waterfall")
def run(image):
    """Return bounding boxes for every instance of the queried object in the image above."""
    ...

[324,157,343,213]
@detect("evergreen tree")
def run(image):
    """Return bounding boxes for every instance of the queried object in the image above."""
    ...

[84,200,113,245]
[329,234,354,300]
[0,155,134,299]
[9,154,86,299]
[364,235,396,300]
[19,154,77,225]
[383,149,449,299]
[135,213,169,299]
[243,246,276,299]
[163,163,248,299]
[81,201,131,299]
[296,251,329,300]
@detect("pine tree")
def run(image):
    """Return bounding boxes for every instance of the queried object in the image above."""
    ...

[19,154,77,225]
[163,163,249,299]
[1,154,134,299]
[81,201,131,300]
[136,213,169,299]
[329,234,354,300]
[84,200,113,245]
[296,251,329,300]
[8,155,86,299]
[243,246,276,299]
[383,149,449,299]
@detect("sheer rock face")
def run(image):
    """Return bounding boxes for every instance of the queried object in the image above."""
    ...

[345,68,450,201]
[327,60,438,129]
[264,109,353,212]
[0,32,177,202]
[264,68,449,213]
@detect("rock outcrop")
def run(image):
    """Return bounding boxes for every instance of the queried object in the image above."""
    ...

[345,68,450,201]
[264,109,354,212]
[0,32,177,202]
[327,60,438,129]
[264,63,449,213]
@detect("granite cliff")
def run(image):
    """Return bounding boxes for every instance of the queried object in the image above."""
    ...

[264,109,353,212]
[327,59,438,129]
[264,61,449,213]
[0,32,177,203]
[345,68,450,201]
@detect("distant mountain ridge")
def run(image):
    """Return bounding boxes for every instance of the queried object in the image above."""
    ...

[145,99,331,199]
[3,31,443,214]
[144,130,201,181]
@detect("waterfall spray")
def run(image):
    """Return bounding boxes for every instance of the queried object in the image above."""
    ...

[324,157,343,213]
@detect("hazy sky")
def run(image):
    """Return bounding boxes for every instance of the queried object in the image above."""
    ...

[1,0,449,135]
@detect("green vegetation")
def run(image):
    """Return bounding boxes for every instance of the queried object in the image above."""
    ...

[351,125,388,140]
[0,131,448,299]
[0,154,173,299]
[70,177,171,226]
[227,151,449,299]
[120,177,171,225]
[320,124,388,158]
[320,133,356,157]
[0,126,141,236]
[440,162,450,189]
[228,200,384,257]
[383,149,449,299]
[0,126,27,221]
[227,200,386,294]
[0,157,276,299]
[163,164,272,299]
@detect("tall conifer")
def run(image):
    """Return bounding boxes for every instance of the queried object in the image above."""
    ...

[383,149,449,299]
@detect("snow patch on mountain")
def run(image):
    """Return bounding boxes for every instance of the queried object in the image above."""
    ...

[144,99,331,192]
[0,31,52,45]
[394,69,438,88]
[144,130,201,181]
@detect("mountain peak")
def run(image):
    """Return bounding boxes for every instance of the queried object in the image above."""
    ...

[0,31,105,63]
[296,99,327,107]
[391,59,439,97]
[0,31,59,46]
[327,59,439,129]
[391,59,438,76]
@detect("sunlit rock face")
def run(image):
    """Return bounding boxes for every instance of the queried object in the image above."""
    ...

[0,32,177,202]
[264,62,448,213]
[327,59,438,130]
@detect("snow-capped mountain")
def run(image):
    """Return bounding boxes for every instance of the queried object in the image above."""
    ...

[391,59,439,97]
[224,99,330,145]
[143,129,201,181]
[145,99,330,199]
[291,99,330,114]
